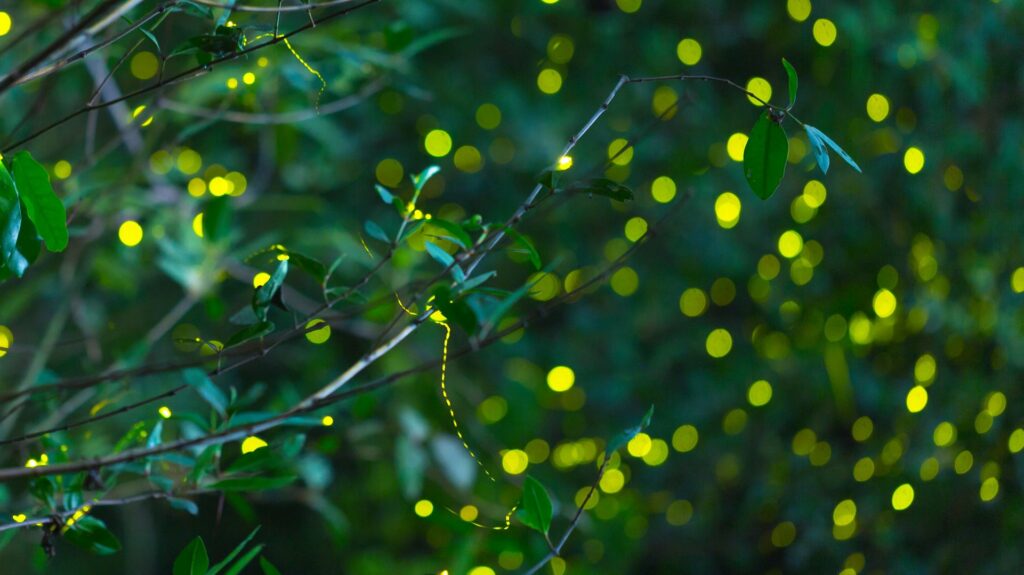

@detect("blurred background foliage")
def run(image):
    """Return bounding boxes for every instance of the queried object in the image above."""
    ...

[1,0,1024,573]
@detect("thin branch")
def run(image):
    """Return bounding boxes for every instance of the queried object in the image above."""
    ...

[191,0,361,12]
[1,0,383,154]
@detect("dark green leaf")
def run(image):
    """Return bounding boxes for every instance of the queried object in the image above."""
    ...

[64,516,122,555]
[11,151,67,252]
[208,475,297,491]
[203,196,232,243]
[431,285,477,333]
[206,526,260,575]
[537,169,562,190]
[223,545,264,575]
[183,368,227,417]
[743,111,789,200]
[424,240,455,268]
[0,163,23,275]
[782,58,798,109]
[567,178,633,202]
[364,220,390,243]
[140,28,161,54]
[503,227,541,270]
[457,271,497,294]
[427,218,472,249]
[259,556,283,575]
[173,537,209,575]
[516,476,553,535]
[253,259,288,322]
[806,125,862,173]
[225,321,275,348]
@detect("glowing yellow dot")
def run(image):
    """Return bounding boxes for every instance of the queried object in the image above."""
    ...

[627,432,652,457]
[241,436,268,454]
[777,230,803,258]
[321,415,334,426]
[666,500,693,525]
[679,288,707,317]
[1012,267,1024,293]
[257,56,269,68]
[305,319,331,344]
[376,158,404,187]
[414,499,434,517]
[624,217,648,242]
[610,266,639,297]
[652,86,678,119]
[1008,429,1024,453]
[187,178,206,197]
[424,129,452,157]
[608,138,634,165]
[615,0,641,13]
[209,176,232,196]
[747,380,773,407]
[745,77,772,106]
[11,514,26,523]
[904,147,925,174]
[468,568,495,575]
[53,160,72,180]
[906,385,928,413]
[226,78,239,90]
[0,326,10,358]
[891,483,914,510]
[459,505,478,522]
[599,468,625,493]
[833,499,857,526]
[502,449,529,475]
[715,192,742,229]
[672,424,699,452]
[541,0,559,3]
[454,145,484,173]
[954,450,973,474]
[705,328,733,358]
[158,406,172,419]
[852,416,873,441]
[676,38,702,65]
[866,93,890,122]
[853,457,874,482]
[802,180,827,208]
[651,176,676,203]
[547,34,575,63]
[933,421,957,447]
[0,12,10,36]
[537,68,563,94]
[786,0,811,21]
[726,133,748,162]
[130,51,159,80]
[242,72,256,85]
[176,149,201,175]
[872,288,897,318]
[557,155,573,170]
[252,272,271,288]
[475,103,501,129]
[771,522,797,547]
[191,213,204,238]
[132,105,154,127]
[118,220,143,247]
[980,477,999,502]
[547,365,575,392]
[813,18,837,47]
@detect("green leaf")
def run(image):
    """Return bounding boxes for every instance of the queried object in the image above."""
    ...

[206,526,261,575]
[64,516,122,555]
[225,321,275,348]
[223,545,264,575]
[743,111,789,200]
[259,556,283,575]
[11,151,67,252]
[0,163,23,275]
[411,166,440,193]
[567,178,634,202]
[427,218,472,250]
[375,184,395,205]
[173,537,209,575]
[537,169,562,190]
[363,220,390,243]
[431,285,477,333]
[424,240,455,268]
[516,476,553,535]
[207,475,297,491]
[253,259,288,322]
[457,270,497,294]
[203,196,232,243]
[183,368,227,417]
[607,405,655,455]
[503,227,541,270]
[806,125,861,173]
[782,58,798,109]
[804,124,830,174]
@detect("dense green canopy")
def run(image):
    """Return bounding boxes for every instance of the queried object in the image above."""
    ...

[1,0,1022,573]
